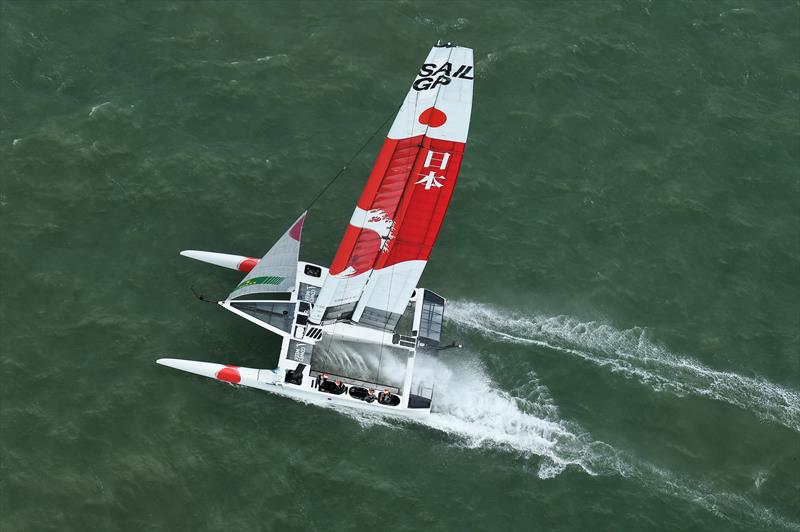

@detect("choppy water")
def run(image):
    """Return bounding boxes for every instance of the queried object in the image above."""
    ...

[1,1,799,531]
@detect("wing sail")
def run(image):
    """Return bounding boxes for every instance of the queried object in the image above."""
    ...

[227,212,306,300]
[353,136,465,329]
[310,44,473,327]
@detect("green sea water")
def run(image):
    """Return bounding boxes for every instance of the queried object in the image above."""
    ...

[1,1,799,530]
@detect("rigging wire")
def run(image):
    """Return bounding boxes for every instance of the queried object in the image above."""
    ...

[189,102,401,305]
[321,100,403,352]
[304,101,403,213]
[190,286,223,304]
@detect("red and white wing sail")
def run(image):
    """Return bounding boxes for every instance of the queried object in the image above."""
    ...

[309,44,473,328]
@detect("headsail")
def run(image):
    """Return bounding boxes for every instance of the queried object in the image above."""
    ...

[310,44,473,328]
[227,212,306,300]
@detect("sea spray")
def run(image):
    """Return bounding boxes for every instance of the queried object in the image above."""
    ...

[447,301,800,433]
[341,349,604,478]
[338,347,799,530]
[313,316,800,529]
[339,347,799,530]
[416,354,591,478]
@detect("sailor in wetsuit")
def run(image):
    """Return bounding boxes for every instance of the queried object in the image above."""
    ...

[365,388,376,403]
[334,379,346,394]
[378,389,393,405]
[319,373,336,393]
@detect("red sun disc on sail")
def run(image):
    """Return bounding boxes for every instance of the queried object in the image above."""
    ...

[418,107,447,127]
[216,366,241,384]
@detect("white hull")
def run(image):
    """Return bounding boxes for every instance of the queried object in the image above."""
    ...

[180,250,258,272]
[157,358,431,418]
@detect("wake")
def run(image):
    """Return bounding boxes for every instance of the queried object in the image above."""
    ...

[447,301,800,434]
[415,355,590,479]
[340,350,799,530]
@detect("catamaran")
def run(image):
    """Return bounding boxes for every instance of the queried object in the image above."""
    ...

[158,43,473,417]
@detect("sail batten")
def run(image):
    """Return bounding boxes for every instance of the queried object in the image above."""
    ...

[310,44,473,327]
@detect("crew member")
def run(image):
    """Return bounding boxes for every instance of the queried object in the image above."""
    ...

[365,388,376,403]
[334,379,346,394]
[378,389,393,405]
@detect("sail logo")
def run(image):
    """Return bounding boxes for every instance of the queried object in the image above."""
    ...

[415,149,450,190]
[415,171,445,190]
[352,208,394,240]
[291,343,307,363]
[235,275,284,289]
[413,62,473,91]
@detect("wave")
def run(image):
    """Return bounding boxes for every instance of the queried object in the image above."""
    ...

[447,301,800,433]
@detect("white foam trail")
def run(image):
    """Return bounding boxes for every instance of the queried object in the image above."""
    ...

[89,101,111,117]
[448,301,800,433]
[339,349,798,530]
[618,456,800,531]
[335,347,595,477]
[416,354,593,478]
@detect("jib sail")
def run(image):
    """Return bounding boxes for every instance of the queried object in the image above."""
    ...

[227,212,306,300]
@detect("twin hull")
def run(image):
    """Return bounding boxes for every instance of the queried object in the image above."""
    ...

[164,260,439,417]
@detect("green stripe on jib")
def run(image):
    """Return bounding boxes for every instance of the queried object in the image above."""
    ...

[236,275,285,289]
